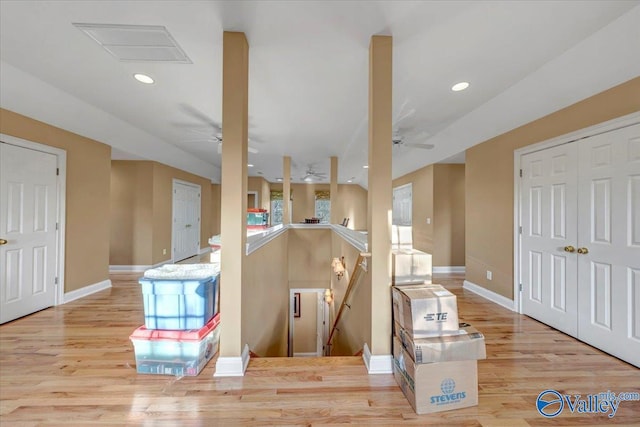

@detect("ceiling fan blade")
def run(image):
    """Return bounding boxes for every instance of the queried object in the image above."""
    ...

[216,141,259,154]
[404,143,434,150]
[179,104,222,131]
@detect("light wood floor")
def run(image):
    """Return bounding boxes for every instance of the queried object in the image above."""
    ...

[1,274,638,426]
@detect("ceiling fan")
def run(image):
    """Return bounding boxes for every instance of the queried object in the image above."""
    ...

[177,104,259,154]
[392,130,434,150]
[301,165,327,182]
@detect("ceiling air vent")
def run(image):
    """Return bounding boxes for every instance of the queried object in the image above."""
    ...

[73,23,192,63]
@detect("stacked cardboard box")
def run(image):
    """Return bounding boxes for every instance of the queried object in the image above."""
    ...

[392,284,486,414]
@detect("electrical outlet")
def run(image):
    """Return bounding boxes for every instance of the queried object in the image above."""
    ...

[486,270,492,280]
[163,248,167,255]
[426,217,431,224]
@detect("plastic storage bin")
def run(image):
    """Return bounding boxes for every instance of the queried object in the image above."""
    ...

[247,208,269,227]
[130,313,220,376]
[139,273,219,330]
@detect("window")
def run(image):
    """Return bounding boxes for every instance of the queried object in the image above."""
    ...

[392,183,412,226]
[270,190,291,225]
[314,190,330,223]
[271,199,284,225]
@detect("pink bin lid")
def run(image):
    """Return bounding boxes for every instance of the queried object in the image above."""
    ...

[130,313,220,342]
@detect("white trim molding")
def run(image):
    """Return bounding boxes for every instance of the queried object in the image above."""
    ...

[433,266,466,274]
[109,265,151,273]
[109,259,172,273]
[362,343,393,374]
[63,279,112,304]
[214,344,250,377]
[463,280,515,312]
[293,352,320,357]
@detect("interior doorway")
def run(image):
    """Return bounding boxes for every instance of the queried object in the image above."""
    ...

[288,288,329,357]
[1,135,66,324]
[172,179,201,262]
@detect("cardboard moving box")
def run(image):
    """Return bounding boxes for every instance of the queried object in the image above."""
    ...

[392,284,459,338]
[393,336,478,414]
[392,248,432,285]
[396,322,486,363]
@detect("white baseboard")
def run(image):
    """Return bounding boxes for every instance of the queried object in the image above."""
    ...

[109,259,172,273]
[63,279,112,304]
[463,280,515,312]
[433,266,466,274]
[293,352,320,357]
[214,344,250,377]
[199,246,210,255]
[362,343,393,374]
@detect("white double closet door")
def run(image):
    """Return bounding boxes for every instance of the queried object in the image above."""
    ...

[520,122,640,368]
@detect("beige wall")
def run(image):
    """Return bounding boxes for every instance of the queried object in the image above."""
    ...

[392,164,466,267]
[466,76,640,299]
[288,229,331,284]
[110,161,154,265]
[248,176,271,211]
[109,160,216,266]
[151,162,214,265]
[0,108,111,293]
[242,232,289,356]
[433,164,465,267]
[270,183,367,229]
[392,165,434,254]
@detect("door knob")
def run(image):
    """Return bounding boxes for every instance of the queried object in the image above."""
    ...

[577,247,589,254]
[563,245,575,253]
[0,238,7,245]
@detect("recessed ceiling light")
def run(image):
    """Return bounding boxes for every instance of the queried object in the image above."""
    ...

[363,165,369,169]
[134,73,154,84]
[451,81,469,92]
[276,178,283,182]
[247,164,254,168]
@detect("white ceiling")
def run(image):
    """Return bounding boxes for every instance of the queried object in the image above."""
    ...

[1,1,639,186]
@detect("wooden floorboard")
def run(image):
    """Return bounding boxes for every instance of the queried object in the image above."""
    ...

[1,273,638,426]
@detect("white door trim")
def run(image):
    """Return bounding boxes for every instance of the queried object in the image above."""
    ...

[513,111,640,314]
[171,179,201,262]
[288,288,329,357]
[0,133,66,306]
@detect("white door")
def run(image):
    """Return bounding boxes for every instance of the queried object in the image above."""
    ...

[172,181,201,262]
[1,142,58,323]
[521,142,579,336]
[576,123,640,366]
[520,122,640,368]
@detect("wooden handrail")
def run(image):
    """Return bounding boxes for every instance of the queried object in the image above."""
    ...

[326,252,371,354]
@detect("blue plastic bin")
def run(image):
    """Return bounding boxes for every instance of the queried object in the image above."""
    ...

[139,274,219,330]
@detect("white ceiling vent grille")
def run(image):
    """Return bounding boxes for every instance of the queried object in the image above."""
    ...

[73,23,192,63]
